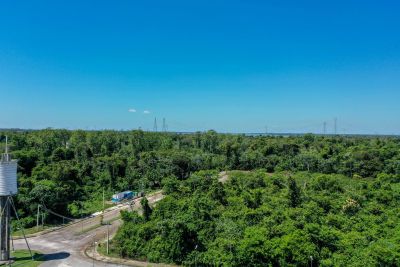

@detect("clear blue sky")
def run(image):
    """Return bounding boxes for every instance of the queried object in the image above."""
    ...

[0,1,399,134]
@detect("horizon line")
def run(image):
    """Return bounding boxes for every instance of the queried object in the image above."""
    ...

[0,128,399,138]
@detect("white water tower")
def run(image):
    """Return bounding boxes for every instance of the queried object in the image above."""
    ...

[0,136,17,261]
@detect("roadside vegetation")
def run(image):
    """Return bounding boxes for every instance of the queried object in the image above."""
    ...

[9,250,44,267]
[12,225,51,238]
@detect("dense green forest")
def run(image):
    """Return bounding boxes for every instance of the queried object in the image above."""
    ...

[114,171,400,266]
[1,129,400,265]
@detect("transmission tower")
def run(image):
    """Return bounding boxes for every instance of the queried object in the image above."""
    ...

[323,122,327,135]
[334,118,337,135]
[162,118,167,132]
[153,117,158,132]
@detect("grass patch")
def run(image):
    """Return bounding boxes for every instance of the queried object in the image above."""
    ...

[104,216,121,225]
[8,250,44,267]
[79,223,101,235]
[76,216,121,235]
[12,225,51,238]
[81,199,115,216]
[97,241,121,259]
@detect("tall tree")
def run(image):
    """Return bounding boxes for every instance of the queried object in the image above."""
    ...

[140,197,152,221]
[288,176,301,207]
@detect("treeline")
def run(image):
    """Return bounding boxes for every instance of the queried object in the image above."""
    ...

[0,129,399,226]
[114,171,400,266]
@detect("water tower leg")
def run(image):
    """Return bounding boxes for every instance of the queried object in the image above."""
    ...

[0,196,10,261]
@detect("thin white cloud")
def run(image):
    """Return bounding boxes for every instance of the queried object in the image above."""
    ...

[128,108,136,113]
[143,110,151,114]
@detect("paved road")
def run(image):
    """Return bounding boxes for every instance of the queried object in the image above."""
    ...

[13,192,164,267]
[13,172,226,266]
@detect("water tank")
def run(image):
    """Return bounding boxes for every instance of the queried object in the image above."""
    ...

[0,160,18,196]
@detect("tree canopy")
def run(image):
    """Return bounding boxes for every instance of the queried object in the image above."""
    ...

[1,129,399,265]
[114,171,400,266]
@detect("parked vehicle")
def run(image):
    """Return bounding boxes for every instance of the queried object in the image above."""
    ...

[112,190,138,203]
[111,190,146,203]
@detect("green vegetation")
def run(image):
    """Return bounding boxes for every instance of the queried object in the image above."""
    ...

[12,225,51,238]
[1,129,400,265]
[76,220,103,235]
[76,216,121,236]
[113,171,400,266]
[9,250,43,267]
[97,242,120,259]
[76,198,115,216]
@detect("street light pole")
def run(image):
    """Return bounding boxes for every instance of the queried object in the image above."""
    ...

[107,223,109,255]
[36,204,40,231]
[102,188,105,214]
[100,187,105,225]
[92,236,95,267]
[41,211,44,229]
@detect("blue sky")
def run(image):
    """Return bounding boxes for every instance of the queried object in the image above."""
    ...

[0,1,399,134]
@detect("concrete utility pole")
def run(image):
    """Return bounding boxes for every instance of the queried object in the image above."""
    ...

[334,118,337,135]
[102,188,105,213]
[100,187,105,226]
[106,224,110,255]
[10,224,14,252]
[80,201,84,234]
[36,205,40,231]
[162,118,167,132]
[153,117,158,132]
[92,236,95,267]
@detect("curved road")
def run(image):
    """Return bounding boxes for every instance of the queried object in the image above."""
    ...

[13,192,164,267]
[13,172,227,266]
